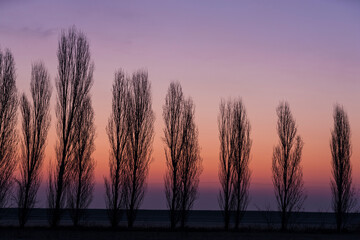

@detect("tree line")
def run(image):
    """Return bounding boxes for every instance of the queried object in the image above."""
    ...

[0,27,357,231]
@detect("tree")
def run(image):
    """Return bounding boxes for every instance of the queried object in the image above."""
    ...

[272,102,305,231]
[0,48,17,210]
[163,82,184,229]
[218,100,234,230]
[105,70,129,227]
[330,104,355,232]
[48,27,94,227]
[178,98,202,228]
[231,99,251,229]
[163,82,202,229]
[16,62,51,227]
[67,96,95,226]
[218,99,251,230]
[124,70,154,228]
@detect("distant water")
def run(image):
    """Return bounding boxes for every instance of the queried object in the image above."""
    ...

[34,181,332,211]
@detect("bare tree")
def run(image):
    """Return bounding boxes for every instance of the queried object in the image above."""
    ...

[0,48,17,209]
[16,62,51,227]
[163,82,184,229]
[179,98,202,228]
[48,27,94,227]
[272,102,305,231]
[67,96,95,226]
[330,104,355,232]
[163,82,202,229]
[218,100,234,230]
[104,70,129,227]
[124,70,154,228]
[218,99,251,230]
[231,99,251,229]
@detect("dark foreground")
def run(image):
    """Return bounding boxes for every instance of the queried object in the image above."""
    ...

[1,209,360,229]
[0,209,360,239]
[1,227,360,240]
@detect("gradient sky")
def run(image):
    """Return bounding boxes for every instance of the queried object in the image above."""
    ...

[1,0,360,211]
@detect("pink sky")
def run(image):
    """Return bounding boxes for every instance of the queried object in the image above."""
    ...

[1,0,360,210]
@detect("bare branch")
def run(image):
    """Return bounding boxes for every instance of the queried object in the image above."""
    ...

[124,70,154,228]
[16,62,51,227]
[0,48,18,209]
[218,98,251,230]
[163,82,202,229]
[67,96,95,226]
[104,70,129,227]
[163,82,184,229]
[48,26,94,227]
[231,99,251,229]
[178,98,202,228]
[272,101,306,231]
[330,104,356,231]
[218,100,234,230]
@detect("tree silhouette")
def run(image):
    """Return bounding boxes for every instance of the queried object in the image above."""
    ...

[47,26,94,227]
[163,82,184,229]
[105,70,129,227]
[218,99,251,230]
[0,48,17,210]
[231,99,251,229]
[67,96,95,226]
[218,100,234,230]
[163,82,202,229]
[124,70,154,228]
[272,101,305,231]
[178,98,202,228]
[16,62,51,227]
[330,104,355,232]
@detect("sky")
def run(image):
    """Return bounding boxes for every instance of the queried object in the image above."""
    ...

[0,0,360,211]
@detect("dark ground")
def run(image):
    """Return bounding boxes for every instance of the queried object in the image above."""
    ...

[1,227,360,240]
[0,209,359,239]
[1,209,360,229]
